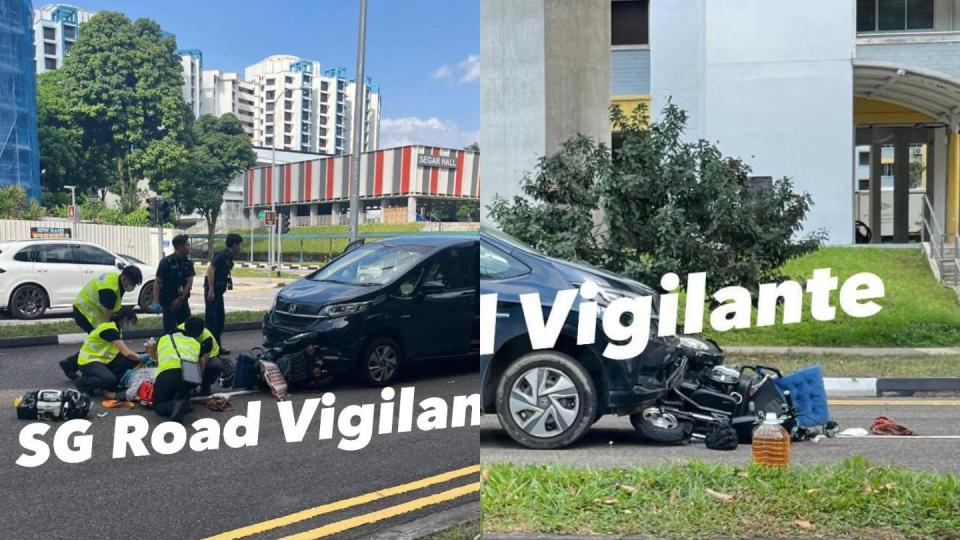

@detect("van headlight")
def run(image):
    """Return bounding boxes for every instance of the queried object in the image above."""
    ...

[318,301,370,319]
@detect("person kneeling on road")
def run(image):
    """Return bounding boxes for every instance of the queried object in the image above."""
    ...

[176,320,223,397]
[60,266,144,380]
[153,317,222,422]
[71,307,143,398]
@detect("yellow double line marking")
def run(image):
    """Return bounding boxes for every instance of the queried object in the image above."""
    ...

[204,465,479,540]
[830,399,960,406]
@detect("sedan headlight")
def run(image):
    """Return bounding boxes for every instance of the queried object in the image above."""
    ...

[675,335,711,351]
[596,285,639,306]
[318,301,370,319]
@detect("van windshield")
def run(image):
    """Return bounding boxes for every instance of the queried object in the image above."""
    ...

[310,244,431,286]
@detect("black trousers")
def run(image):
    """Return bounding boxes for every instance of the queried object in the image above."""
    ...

[204,293,226,346]
[153,359,224,416]
[161,298,190,334]
[153,370,196,417]
[74,355,136,394]
[73,307,94,333]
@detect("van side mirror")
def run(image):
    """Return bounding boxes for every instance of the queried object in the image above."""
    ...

[420,281,445,295]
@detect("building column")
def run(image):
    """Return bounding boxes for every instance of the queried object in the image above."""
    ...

[331,202,341,226]
[309,203,318,226]
[407,196,418,223]
[480,0,611,222]
[948,125,960,242]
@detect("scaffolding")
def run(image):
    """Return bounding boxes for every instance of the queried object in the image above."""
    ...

[0,0,40,199]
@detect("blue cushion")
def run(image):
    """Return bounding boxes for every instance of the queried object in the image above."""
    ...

[773,365,831,427]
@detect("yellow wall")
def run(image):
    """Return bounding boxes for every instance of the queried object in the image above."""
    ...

[611,94,651,129]
[854,98,935,125]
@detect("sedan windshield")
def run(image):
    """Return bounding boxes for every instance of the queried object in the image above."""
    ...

[310,243,431,286]
[481,225,543,256]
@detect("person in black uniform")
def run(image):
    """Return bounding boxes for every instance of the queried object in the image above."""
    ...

[204,233,242,355]
[152,234,196,334]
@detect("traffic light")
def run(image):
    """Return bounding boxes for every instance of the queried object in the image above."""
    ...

[280,213,290,235]
[146,198,159,222]
[159,199,173,222]
[146,197,174,224]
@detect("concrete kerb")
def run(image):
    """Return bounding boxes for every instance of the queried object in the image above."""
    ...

[368,501,479,540]
[727,346,960,356]
[0,321,262,350]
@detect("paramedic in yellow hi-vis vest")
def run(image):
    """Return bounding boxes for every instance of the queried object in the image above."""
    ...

[72,307,143,398]
[176,320,223,397]
[59,266,143,380]
[153,317,216,422]
[73,266,144,333]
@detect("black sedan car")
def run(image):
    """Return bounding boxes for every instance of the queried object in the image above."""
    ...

[480,226,709,449]
[264,234,479,386]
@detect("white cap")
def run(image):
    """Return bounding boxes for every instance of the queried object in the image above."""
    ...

[763,412,780,424]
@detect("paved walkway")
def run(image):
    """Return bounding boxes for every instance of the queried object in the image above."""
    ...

[726,346,960,356]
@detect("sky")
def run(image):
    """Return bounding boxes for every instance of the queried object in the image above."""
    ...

[34,0,479,148]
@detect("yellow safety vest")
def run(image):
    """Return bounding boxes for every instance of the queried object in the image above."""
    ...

[73,273,123,328]
[78,322,122,366]
[177,323,219,358]
[155,333,201,378]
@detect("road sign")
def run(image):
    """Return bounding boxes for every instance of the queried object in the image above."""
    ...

[30,226,72,239]
[67,205,77,219]
[264,211,277,226]
[257,210,265,220]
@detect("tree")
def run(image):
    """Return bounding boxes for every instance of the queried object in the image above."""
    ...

[159,114,255,257]
[465,142,479,152]
[0,186,46,220]
[36,70,114,204]
[488,103,824,291]
[57,12,191,213]
[457,202,479,221]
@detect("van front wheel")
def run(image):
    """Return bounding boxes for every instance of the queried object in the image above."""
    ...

[496,351,597,450]
[360,337,402,387]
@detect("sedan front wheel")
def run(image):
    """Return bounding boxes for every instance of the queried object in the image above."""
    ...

[495,351,597,449]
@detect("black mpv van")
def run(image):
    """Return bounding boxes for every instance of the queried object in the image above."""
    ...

[263,235,479,386]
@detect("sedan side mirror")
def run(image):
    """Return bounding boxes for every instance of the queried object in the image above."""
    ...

[116,259,126,270]
[420,281,445,295]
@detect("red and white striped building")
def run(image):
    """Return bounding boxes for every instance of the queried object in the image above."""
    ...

[243,144,479,225]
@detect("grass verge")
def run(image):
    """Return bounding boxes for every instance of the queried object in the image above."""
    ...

[728,353,960,378]
[229,222,425,258]
[481,457,960,539]
[703,247,960,347]
[195,265,303,280]
[0,310,266,339]
[423,520,481,540]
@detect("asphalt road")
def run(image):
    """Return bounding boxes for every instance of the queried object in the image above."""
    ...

[481,399,960,474]
[0,330,480,539]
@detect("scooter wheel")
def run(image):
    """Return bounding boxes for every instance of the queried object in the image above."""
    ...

[630,408,693,445]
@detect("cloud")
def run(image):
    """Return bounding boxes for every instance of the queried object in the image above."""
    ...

[431,64,452,80]
[457,54,479,84]
[430,54,479,85]
[380,116,479,149]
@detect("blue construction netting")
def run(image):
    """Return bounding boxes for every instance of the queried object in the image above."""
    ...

[0,0,41,200]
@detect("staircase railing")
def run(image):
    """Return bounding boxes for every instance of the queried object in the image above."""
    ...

[921,195,960,288]
[953,230,960,288]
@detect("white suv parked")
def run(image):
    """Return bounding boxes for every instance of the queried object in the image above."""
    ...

[0,240,156,320]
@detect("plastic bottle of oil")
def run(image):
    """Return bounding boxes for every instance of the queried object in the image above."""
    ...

[752,412,790,467]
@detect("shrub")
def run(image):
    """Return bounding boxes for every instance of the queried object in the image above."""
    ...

[488,103,825,291]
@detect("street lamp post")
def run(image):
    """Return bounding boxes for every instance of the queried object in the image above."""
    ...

[348,0,369,242]
[63,185,78,225]
[269,86,304,275]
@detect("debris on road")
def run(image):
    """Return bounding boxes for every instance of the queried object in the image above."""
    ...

[871,416,915,436]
